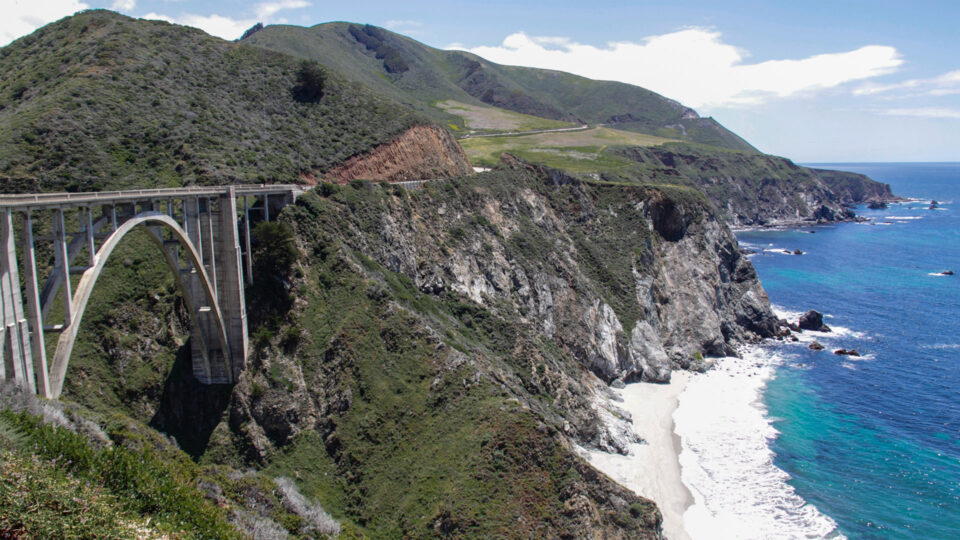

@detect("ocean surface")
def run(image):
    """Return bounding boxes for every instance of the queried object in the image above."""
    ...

[676,163,960,539]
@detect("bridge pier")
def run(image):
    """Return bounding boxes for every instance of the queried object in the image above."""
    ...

[0,184,302,398]
[0,209,35,392]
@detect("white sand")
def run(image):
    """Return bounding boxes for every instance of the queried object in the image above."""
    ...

[581,372,693,540]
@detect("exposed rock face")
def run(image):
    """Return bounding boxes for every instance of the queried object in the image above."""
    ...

[308,160,775,389]
[609,146,898,227]
[799,310,831,332]
[324,124,473,183]
[811,168,901,205]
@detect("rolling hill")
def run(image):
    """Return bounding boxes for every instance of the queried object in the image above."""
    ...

[242,22,757,152]
[0,10,430,192]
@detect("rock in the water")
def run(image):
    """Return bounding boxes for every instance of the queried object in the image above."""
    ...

[798,310,831,332]
[834,348,860,356]
[793,249,804,255]
[941,270,954,276]
[809,341,825,350]
[867,201,889,210]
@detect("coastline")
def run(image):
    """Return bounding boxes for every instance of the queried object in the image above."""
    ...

[581,372,693,540]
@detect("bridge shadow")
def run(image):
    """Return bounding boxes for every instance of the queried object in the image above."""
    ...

[150,343,234,459]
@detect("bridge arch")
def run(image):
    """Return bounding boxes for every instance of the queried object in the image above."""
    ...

[47,212,230,399]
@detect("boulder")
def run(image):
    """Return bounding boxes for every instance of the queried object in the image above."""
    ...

[834,348,860,356]
[867,201,888,210]
[809,341,824,350]
[798,310,831,332]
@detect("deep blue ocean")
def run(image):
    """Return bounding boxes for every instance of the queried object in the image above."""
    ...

[737,163,960,539]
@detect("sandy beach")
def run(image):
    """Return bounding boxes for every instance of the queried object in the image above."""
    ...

[581,372,693,540]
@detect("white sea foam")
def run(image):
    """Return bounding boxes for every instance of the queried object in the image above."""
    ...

[674,349,844,540]
[772,304,806,322]
[928,272,952,277]
[885,216,923,220]
[762,247,796,255]
[922,343,960,350]
[771,305,867,340]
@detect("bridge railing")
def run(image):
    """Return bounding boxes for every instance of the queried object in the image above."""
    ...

[0,184,306,209]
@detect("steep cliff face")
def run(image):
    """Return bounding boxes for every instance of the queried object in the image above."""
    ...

[307,161,775,386]
[190,164,778,537]
[323,124,473,183]
[811,167,900,204]
[610,145,898,227]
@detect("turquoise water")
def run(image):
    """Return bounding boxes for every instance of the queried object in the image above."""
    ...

[738,163,960,539]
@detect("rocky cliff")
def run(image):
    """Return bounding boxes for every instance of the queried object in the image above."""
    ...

[811,167,900,205]
[609,145,898,227]
[323,125,473,183]
[140,162,777,537]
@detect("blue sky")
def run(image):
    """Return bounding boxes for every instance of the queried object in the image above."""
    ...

[5,0,960,162]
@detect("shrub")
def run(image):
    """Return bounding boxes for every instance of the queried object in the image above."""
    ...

[292,60,326,103]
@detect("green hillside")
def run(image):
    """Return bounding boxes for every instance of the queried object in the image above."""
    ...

[243,22,757,152]
[0,10,425,192]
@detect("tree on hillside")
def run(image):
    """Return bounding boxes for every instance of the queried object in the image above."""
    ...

[293,60,326,103]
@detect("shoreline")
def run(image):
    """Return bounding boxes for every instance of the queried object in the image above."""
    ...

[581,372,693,540]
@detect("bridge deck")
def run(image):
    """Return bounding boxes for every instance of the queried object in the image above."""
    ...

[0,184,306,209]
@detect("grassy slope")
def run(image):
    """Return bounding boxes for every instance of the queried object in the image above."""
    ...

[436,100,577,132]
[243,22,757,152]
[0,10,424,192]
[461,126,678,173]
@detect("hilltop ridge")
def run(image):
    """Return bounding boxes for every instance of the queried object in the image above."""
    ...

[243,22,757,152]
[0,10,441,192]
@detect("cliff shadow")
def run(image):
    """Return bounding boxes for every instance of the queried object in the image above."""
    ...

[150,343,233,459]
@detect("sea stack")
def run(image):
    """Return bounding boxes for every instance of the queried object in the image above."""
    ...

[799,310,832,332]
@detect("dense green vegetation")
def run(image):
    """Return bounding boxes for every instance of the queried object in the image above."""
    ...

[243,22,756,151]
[347,24,410,74]
[0,407,237,538]
[0,10,424,192]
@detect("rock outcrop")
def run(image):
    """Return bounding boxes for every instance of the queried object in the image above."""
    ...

[798,310,831,332]
[607,146,898,227]
[324,124,473,183]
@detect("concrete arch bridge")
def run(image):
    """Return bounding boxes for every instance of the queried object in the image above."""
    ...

[0,185,304,399]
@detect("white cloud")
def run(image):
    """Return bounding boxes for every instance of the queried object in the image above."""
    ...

[111,0,135,11]
[179,13,257,40]
[855,70,960,97]
[141,12,175,23]
[145,1,310,41]
[256,1,309,20]
[453,29,903,108]
[880,107,960,119]
[1,0,89,46]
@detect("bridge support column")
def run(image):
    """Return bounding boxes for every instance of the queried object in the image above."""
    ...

[21,212,50,397]
[0,209,34,391]
[216,188,248,381]
[185,198,223,383]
